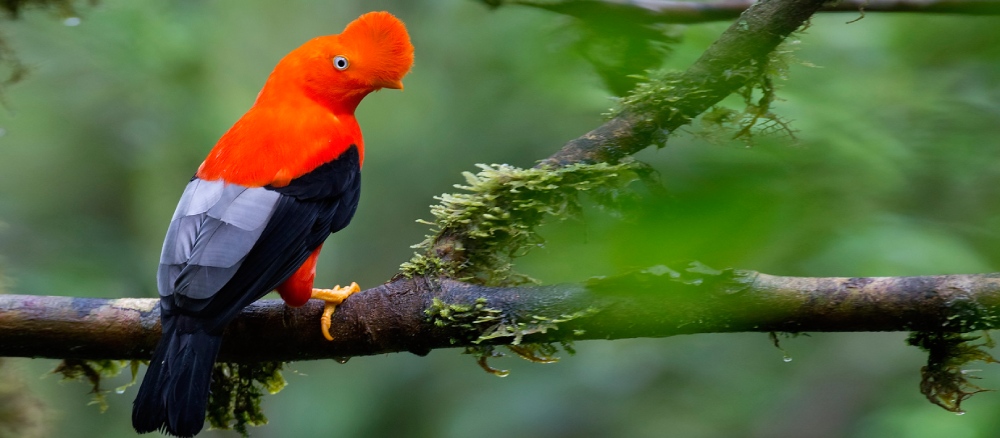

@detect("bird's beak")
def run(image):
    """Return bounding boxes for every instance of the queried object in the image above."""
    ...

[374,78,404,90]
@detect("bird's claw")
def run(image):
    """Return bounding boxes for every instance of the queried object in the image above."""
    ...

[311,282,361,341]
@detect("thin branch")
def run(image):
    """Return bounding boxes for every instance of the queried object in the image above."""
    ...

[3,270,1000,362]
[504,0,1000,25]
[539,0,826,166]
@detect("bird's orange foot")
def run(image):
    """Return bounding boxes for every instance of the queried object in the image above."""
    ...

[311,282,361,341]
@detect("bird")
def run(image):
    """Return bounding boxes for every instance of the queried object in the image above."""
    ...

[132,11,414,437]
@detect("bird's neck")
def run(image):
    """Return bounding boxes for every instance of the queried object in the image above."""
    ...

[197,93,364,187]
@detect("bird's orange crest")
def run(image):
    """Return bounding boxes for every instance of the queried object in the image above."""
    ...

[197,11,414,187]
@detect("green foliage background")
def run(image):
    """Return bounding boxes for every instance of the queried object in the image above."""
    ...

[1,1,1000,437]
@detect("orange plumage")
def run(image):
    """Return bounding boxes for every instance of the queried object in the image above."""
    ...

[197,10,414,187]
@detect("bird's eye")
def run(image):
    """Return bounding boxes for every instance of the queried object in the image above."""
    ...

[333,56,349,71]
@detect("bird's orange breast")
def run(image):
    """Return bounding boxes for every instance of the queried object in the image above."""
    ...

[197,95,364,187]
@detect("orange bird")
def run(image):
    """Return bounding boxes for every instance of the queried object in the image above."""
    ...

[132,11,413,437]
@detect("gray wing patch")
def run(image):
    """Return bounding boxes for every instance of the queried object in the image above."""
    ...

[157,180,281,300]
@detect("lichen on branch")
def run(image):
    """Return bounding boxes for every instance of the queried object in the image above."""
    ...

[402,161,641,285]
[424,295,596,376]
[615,38,802,149]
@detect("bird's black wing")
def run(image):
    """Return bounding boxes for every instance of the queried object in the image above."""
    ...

[156,145,361,333]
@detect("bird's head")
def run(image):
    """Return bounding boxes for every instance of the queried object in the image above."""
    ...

[262,11,414,112]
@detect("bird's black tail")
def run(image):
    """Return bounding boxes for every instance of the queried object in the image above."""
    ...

[132,316,223,438]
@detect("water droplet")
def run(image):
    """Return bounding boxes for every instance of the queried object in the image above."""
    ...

[63,17,81,27]
[333,356,350,364]
[115,387,126,394]
[782,355,793,363]
[956,411,966,416]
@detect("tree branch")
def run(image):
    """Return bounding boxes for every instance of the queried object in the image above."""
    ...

[539,0,826,166]
[3,269,1000,362]
[502,0,1000,25]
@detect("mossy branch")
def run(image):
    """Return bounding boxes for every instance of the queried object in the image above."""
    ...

[7,267,1000,415]
[539,0,827,166]
[402,161,641,285]
[491,0,1000,24]
[5,268,1000,361]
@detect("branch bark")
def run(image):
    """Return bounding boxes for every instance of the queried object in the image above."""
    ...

[508,0,1000,25]
[4,270,1000,362]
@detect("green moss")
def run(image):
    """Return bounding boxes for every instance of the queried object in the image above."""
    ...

[425,297,502,344]
[425,296,596,375]
[470,310,589,376]
[907,331,998,413]
[475,308,598,345]
[55,358,285,436]
[614,69,686,123]
[402,162,639,285]
[616,39,802,147]
[702,41,800,145]
[206,362,286,436]
[52,359,139,413]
